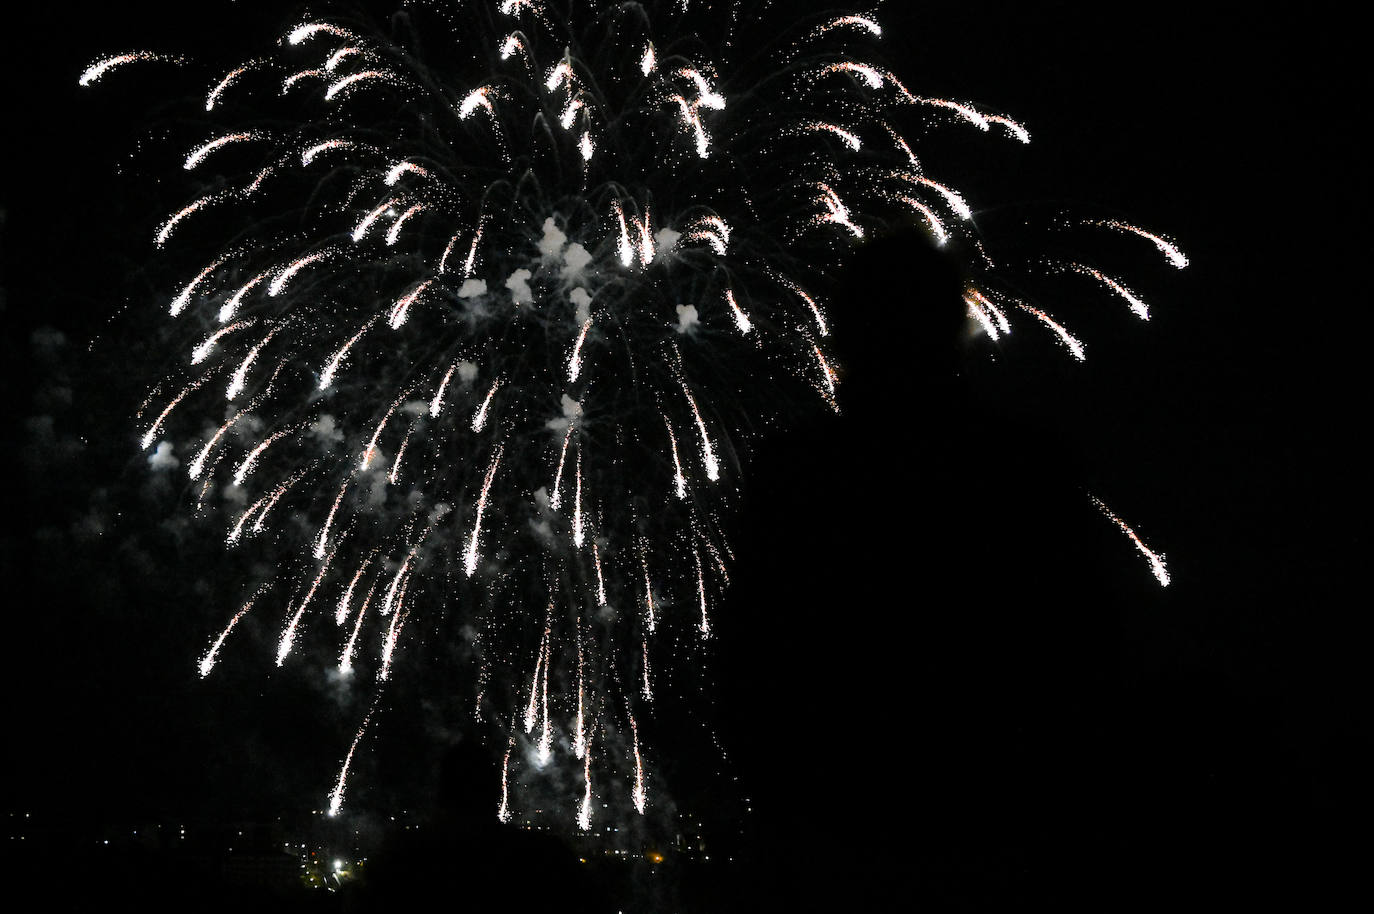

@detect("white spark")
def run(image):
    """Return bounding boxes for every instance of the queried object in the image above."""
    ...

[1017,304,1086,361]
[1101,221,1189,269]
[472,379,500,432]
[568,317,592,381]
[1092,495,1170,586]
[326,709,373,818]
[1071,264,1151,320]
[463,446,503,576]
[198,585,266,678]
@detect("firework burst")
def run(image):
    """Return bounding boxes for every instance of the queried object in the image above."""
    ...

[86,0,1182,827]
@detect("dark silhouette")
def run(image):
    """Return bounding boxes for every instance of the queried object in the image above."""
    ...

[717,226,1117,908]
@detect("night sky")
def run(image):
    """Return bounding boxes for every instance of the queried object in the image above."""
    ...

[1,2,1361,908]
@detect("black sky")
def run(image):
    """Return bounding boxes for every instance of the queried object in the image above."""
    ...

[1,1,1363,907]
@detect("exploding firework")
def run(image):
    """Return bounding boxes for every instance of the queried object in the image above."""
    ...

[85,0,1182,827]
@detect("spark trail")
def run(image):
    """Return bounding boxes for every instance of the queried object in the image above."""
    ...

[1091,495,1171,587]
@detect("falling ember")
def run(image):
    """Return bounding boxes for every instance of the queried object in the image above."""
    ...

[429,362,459,418]
[228,467,298,544]
[613,201,635,267]
[966,290,1011,336]
[496,742,513,823]
[545,60,573,92]
[319,318,377,390]
[636,208,655,265]
[1070,264,1151,320]
[351,200,396,243]
[523,629,546,735]
[388,427,411,484]
[155,194,223,248]
[462,226,483,277]
[277,536,343,667]
[536,643,552,766]
[813,14,883,38]
[225,323,283,399]
[664,416,688,500]
[640,544,657,633]
[459,86,496,119]
[339,577,378,676]
[361,394,406,471]
[383,528,435,617]
[640,638,653,702]
[694,549,710,637]
[685,215,730,255]
[385,161,429,185]
[472,379,500,432]
[378,597,410,682]
[573,634,587,759]
[463,446,504,577]
[680,384,719,481]
[572,452,585,548]
[671,96,713,159]
[188,406,247,480]
[314,481,349,560]
[898,173,973,221]
[184,132,258,171]
[801,120,862,151]
[966,294,1003,341]
[385,203,426,247]
[251,469,308,536]
[1091,495,1171,587]
[327,710,373,818]
[679,68,725,110]
[813,344,838,398]
[986,114,1032,144]
[1017,303,1086,361]
[140,377,206,451]
[287,22,351,46]
[703,536,731,584]
[593,542,607,606]
[914,97,990,131]
[568,317,592,381]
[218,269,272,324]
[191,319,253,365]
[813,183,864,238]
[630,711,647,814]
[325,70,392,101]
[242,166,273,196]
[1099,221,1189,269]
[894,195,949,246]
[549,422,574,511]
[725,289,752,334]
[170,255,231,316]
[79,51,179,87]
[778,276,829,336]
[885,126,920,168]
[198,585,266,677]
[281,69,325,93]
[818,61,885,89]
[576,731,594,832]
[336,556,374,626]
[227,495,267,546]
[324,47,364,73]
[559,97,583,130]
[269,250,331,296]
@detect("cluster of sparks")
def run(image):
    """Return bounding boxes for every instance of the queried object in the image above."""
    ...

[85,0,1182,829]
